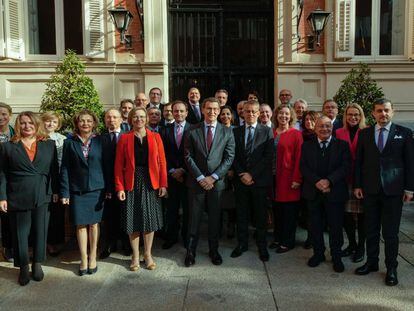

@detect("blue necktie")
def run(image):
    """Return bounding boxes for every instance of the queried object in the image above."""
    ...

[378,128,385,152]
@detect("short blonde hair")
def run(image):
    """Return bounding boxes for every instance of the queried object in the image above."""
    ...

[128,107,148,126]
[11,111,48,142]
[342,103,366,130]
[273,104,297,128]
[0,102,12,115]
[41,111,63,131]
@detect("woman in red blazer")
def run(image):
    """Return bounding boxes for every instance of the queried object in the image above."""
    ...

[114,107,167,271]
[272,104,303,253]
[335,103,366,263]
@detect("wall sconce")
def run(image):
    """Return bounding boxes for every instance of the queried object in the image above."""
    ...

[108,6,134,49]
[306,8,331,51]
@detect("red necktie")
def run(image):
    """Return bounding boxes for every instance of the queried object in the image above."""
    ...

[206,125,213,151]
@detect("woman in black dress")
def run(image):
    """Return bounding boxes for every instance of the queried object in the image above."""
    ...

[0,111,59,286]
[60,110,105,276]
[115,107,167,271]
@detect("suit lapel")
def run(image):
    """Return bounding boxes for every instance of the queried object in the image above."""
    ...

[31,140,45,167]
[210,123,222,153]
[16,142,35,169]
[196,124,208,155]
[126,132,135,166]
[73,137,88,166]
[382,123,396,154]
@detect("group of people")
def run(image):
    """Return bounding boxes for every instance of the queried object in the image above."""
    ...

[0,86,412,289]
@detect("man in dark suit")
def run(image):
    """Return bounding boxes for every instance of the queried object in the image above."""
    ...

[354,98,414,286]
[322,99,342,135]
[162,101,191,249]
[230,100,273,262]
[100,108,130,259]
[186,87,203,124]
[148,87,164,112]
[300,115,351,273]
[184,97,235,266]
[119,99,134,132]
[147,107,162,133]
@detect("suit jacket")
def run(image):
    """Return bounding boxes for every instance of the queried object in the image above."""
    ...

[101,131,125,193]
[184,122,235,191]
[162,122,191,172]
[60,135,105,198]
[186,103,204,124]
[274,128,303,202]
[0,140,59,211]
[232,124,273,188]
[300,136,351,202]
[114,129,167,192]
[332,118,343,136]
[354,123,414,196]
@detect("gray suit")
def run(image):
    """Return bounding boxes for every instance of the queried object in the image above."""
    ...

[184,122,235,250]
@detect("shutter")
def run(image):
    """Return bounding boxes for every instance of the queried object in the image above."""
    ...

[84,0,105,58]
[4,0,25,60]
[335,0,355,59]
[408,0,414,59]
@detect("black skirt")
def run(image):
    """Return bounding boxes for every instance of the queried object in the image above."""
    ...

[122,166,163,234]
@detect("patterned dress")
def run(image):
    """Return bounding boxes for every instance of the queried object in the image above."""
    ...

[122,136,163,234]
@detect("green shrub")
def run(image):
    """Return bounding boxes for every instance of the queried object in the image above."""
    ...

[40,50,104,133]
[334,63,384,125]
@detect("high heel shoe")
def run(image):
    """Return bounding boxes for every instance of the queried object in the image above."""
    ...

[130,261,140,272]
[88,266,98,275]
[145,256,157,270]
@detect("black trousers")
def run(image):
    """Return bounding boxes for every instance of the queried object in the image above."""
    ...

[363,192,403,268]
[9,204,50,267]
[101,195,128,251]
[47,201,65,245]
[0,213,13,249]
[235,184,268,249]
[275,201,299,249]
[188,189,222,251]
[165,178,188,244]
[308,194,344,259]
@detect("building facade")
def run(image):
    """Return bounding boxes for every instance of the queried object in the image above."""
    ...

[0,0,413,119]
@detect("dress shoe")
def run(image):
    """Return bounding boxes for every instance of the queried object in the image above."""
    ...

[130,263,140,272]
[162,240,177,250]
[79,264,88,276]
[18,265,30,286]
[307,254,326,267]
[32,263,44,281]
[259,248,269,262]
[99,249,111,260]
[230,245,248,258]
[332,258,345,273]
[341,245,356,257]
[3,248,14,262]
[144,256,157,270]
[88,266,98,275]
[275,245,291,254]
[184,250,196,267]
[209,250,223,265]
[352,248,365,263]
[355,262,379,275]
[268,241,279,249]
[385,267,398,286]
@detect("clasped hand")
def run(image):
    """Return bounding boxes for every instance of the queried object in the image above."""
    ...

[199,176,215,190]
[239,172,254,186]
[315,179,330,193]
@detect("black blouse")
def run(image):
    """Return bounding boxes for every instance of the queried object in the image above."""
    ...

[134,135,148,166]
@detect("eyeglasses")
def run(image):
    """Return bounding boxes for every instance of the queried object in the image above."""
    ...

[243,110,259,114]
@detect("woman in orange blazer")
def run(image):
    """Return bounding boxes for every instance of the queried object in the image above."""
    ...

[114,107,167,271]
[272,104,303,253]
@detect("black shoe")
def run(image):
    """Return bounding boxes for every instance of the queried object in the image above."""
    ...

[268,241,279,249]
[32,263,44,281]
[78,264,88,276]
[385,267,398,286]
[162,240,177,250]
[352,248,365,263]
[307,254,326,267]
[259,248,269,262]
[275,245,291,254]
[341,245,356,257]
[230,245,248,258]
[303,238,312,250]
[184,250,195,267]
[332,258,345,273]
[88,266,98,275]
[209,250,223,265]
[18,265,30,286]
[355,262,379,275]
[99,249,111,260]
[3,248,13,262]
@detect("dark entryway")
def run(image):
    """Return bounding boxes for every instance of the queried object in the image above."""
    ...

[168,0,274,107]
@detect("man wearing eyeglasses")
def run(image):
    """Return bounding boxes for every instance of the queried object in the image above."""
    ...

[279,89,293,106]
[148,87,164,113]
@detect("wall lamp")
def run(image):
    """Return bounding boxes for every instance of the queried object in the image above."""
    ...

[306,8,331,51]
[108,6,134,49]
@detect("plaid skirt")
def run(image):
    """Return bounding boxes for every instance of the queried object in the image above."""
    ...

[345,186,363,214]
